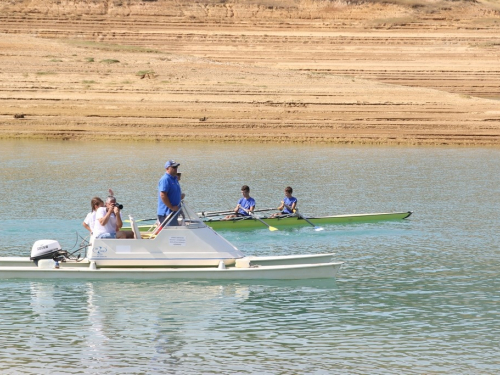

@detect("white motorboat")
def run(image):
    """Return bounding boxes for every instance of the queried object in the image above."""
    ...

[0,203,343,280]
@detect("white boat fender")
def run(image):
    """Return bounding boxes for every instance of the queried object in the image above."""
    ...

[217,261,226,269]
[235,258,251,268]
[89,261,97,270]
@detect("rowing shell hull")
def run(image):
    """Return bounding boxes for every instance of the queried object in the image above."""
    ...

[201,211,413,230]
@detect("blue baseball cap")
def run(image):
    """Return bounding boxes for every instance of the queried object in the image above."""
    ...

[165,160,180,169]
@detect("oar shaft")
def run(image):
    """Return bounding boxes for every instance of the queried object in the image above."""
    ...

[198,207,276,217]
[124,218,156,223]
[299,213,316,227]
[242,208,278,231]
[285,204,320,229]
[137,218,156,223]
[127,207,277,223]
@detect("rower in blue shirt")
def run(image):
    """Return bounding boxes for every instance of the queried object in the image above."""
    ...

[224,185,256,220]
[271,186,297,217]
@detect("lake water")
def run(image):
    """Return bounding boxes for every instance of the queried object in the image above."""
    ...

[0,140,499,374]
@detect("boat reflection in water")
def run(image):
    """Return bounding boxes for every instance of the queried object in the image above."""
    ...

[28,279,255,366]
[26,276,339,369]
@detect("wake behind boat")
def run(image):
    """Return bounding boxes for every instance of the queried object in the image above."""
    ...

[0,203,343,280]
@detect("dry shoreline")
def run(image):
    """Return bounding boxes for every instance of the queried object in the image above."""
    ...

[1,0,500,146]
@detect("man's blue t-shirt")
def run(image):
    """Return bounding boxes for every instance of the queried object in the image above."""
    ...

[237,197,256,216]
[283,196,297,214]
[157,173,182,216]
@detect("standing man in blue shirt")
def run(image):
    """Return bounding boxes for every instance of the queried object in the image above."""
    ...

[158,160,182,224]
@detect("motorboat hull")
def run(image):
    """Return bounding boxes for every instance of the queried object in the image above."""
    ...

[0,253,337,269]
[0,260,343,280]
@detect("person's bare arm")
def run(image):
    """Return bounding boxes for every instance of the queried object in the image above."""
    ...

[115,208,123,230]
[98,208,113,226]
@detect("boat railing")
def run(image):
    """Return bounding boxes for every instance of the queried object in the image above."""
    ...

[162,202,206,229]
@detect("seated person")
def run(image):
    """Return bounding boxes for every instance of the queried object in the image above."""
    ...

[271,186,297,218]
[93,196,133,239]
[224,185,256,220]
[83,197,104,235]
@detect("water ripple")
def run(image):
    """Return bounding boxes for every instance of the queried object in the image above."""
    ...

[1,141,500,374]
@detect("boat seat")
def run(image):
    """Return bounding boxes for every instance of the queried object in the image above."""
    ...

[129,216,161,240]
[129,215,155,240]
[141,229,158,239]
[129,215,140,239]
[141,223,159,239]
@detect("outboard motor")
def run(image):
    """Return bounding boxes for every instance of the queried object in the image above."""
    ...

[30,240,68,263]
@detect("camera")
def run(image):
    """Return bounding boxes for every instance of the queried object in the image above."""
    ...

[112,203,124,210]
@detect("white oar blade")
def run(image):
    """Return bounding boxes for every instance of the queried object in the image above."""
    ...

[314,227,324,232]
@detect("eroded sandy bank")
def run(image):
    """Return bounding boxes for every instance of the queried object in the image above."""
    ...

[1,0,499,145]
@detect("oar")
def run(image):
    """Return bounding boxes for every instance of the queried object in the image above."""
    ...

[198,207,276,217]
[285,204,324,231]
[124,218,156,223]
[242,208,278,232]
[199,210,235,217]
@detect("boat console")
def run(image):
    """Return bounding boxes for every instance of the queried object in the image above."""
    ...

[87,203,245,267]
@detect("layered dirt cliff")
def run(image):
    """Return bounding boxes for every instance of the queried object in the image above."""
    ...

[1,0,499,145]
